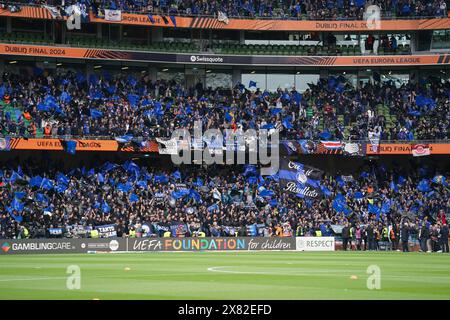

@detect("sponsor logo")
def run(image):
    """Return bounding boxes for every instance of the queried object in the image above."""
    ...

[1,242,11,253]
[109,240,119,251]
[11,242,73,251]
[189,55,224,63]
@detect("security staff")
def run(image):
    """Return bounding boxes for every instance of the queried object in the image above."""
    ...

[382,226,389,241]
[22,226,29,239]
[440,223,449,253]
[90,229,99,238]
[129,227,136,238]
[341,223,350,251]
[400,222,411,252]
[296,225,304,236]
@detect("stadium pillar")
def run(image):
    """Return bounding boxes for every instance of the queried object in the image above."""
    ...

[232,68,242,87]
[0,60,4,74]
[6,17,11,33]
[97,24,102,39]
[148,66,158,82]
[239,31,245,44]
[319,69,328,81]
[151,27,163,43]
[409,69,418,85]
[86,63,94,79]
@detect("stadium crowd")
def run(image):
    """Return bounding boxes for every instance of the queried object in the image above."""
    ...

[4,0,449,19]
[0,71,448,142]
[0,159,448,251]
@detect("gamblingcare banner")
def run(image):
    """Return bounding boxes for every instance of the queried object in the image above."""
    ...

[0,238,126,255]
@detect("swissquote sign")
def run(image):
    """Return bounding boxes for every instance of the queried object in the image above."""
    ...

[0,237,335,254]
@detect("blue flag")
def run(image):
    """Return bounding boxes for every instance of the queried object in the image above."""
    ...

[57,173,70,186]
[29,176,43,188]
[117,183,132,193]
[101,201,111,213]
[90,109,103,119]
[417,179,431,192]
[282,116,294,129]
[207,203,219,212]
[97,173,105,184]
[169,15,177,27]
[154,175,169,184]
[389,181,398,192]
[259,189,274,198]
[40,178,54,190]
[171,170,181,180]
[136,180,147,188]
[129,193,139,202]
[35,193,48,203]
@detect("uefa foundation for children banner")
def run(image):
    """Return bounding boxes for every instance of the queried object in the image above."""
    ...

[0,237,304,254]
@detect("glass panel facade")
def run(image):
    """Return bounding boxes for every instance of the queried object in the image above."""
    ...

[206,72,232,89]
[432,30,450,49]
[294,74,320,92]
[267,74,295,91]
[241,73,266,91]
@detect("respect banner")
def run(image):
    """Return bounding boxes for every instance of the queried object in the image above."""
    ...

[296,237,335,251]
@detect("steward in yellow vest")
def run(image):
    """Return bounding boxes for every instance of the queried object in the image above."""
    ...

[90,229,99,238]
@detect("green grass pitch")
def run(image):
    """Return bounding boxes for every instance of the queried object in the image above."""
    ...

[0,251,449,299]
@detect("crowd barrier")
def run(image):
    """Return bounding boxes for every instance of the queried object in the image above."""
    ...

[0,237,336,255]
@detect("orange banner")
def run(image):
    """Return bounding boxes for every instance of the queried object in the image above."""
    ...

[8,138,159,153]
[10,138,119,151]
[0,6,449,31]
[366,143,450,155]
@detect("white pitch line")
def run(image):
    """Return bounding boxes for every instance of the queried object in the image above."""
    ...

[206,266,450,281]
[0,277,67,282]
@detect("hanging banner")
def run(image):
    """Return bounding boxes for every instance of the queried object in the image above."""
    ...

[104,9,122,22]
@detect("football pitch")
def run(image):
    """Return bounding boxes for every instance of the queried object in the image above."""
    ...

[0,251,449,300]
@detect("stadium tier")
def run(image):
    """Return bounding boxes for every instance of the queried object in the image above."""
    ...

[0,0,448,255]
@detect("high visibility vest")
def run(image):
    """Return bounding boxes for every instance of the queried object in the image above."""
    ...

[315,230,322,237]
[198,232,206,237]
[296,226,304,236]
[163,231,171,238]
[349,228,353,237]
[44,126,51,136]
[23,112,32,120]
[23,228,29,238]
[390,229,395,240]
[90,229,99,238]
[129,230,136,238]
[29,124,36,136]
[382,227,388,238]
